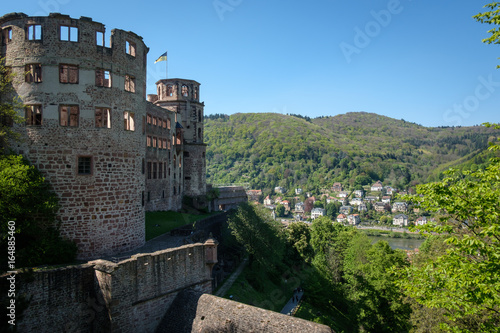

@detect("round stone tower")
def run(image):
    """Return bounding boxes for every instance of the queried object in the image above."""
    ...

[154,78,207,197]
[1,12,148,259]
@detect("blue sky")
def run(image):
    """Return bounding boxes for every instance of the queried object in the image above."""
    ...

[3,0,499,127]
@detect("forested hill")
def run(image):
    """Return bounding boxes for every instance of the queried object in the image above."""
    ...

[204,112,496,193]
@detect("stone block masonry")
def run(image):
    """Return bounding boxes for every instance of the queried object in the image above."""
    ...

[1,12,208,259]
[13,241,216,333]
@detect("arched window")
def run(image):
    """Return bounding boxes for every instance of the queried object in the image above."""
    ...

[181,85,188,97]
[167,85,173,97]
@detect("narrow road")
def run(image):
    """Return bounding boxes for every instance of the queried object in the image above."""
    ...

[215,258,248,297]
[281,290,304,315]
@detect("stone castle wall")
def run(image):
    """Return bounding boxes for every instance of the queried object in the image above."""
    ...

[0,13,208,259]
[14,242,215,333]
[1,13,150,259]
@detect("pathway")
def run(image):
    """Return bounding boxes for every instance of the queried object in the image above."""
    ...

[280,290,304,315]
[215,258,248,297]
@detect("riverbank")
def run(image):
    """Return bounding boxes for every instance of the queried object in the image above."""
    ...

[357,226,425,239]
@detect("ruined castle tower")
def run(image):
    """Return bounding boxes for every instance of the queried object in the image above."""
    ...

[151,79,207,197]
[1,12,205,259]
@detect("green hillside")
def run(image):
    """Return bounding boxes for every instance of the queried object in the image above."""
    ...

[204,112,496,194]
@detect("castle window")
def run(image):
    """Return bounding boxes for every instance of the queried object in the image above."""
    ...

[153,163,157,179]
[167,139,171,150]
[167,118,171,130]
[147,191,150,202]
[162,138,167,149]
[152,136,157,148]
[198,110,202,122]
[164,163,167,177]
[25,105,42,126]
[142,191,145,206]
[60,25,78,42]
[126,40,136,57]
[147,136,152,147]
[181,85,188,97]
[167,85,173,96]
[152,117,157,126]
[77,156,92,175]
[159,162,163,179]
[59,105,79,127]
[125,75,135,92]
[96,31,110,47]
[198,128,202,139]
[147,162,152,180]
[183,151,190,157]
[194,87,198,100]
[173,186,176,195]
[168,167,171,176]
[26,25,42,41]
[124,111,135,131]
[158,119,162,128]
[147,114,151,124]
[142,158,145,174]
[25,64,42,83]
[3,27,12,43]
[95,69,111,87]
[162,118,167,129]
[59,64,79,84]
[95,107,111,128]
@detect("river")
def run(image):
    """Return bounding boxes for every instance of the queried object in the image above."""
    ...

[367,236,425,251]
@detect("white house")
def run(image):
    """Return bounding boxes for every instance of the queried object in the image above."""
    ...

[311,208,326,219]
[295,202,305,213]
[337,213,347,223]
[371,181,383,191]
[393,214,409,227]
[295,188,303,195]
[263,195,273,206]
[348,214,361,225]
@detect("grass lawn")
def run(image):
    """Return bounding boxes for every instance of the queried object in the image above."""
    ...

[145,211,216,241]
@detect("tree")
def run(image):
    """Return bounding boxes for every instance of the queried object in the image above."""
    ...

[394,124,500,332]
[474,3,500,66]
[0,155,76,270]
[0,57,23,151]
[275,204,285,217]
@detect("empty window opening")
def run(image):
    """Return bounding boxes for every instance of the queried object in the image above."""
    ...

[162,190,165,199]
[152,117,157,126]
[153,163,157,179]
[184,151,190,157]
[95,69,111,87]
[59,64,79,84]
[152,137,157,148]
[159,162,163,179]
[96,30,110,47]
[26,25,42,41]
[147,162,152,180]
[78,156,92,175]
[25,105,42,126]
[25,64,42,83]
[167,118,171,129]
[124,111,135,131]
[125,75,136,92]
[142,158,145,174]
[162,138,167,149]
[142,191,145,206]
[173,186,176,195]
[3,27,13,43]
[60,105,79,127]
[147,136,152,147]
[60,25,78,42]
[194,87,198,100]
[163,119,167,129]
[167,85,173,96]
[126,40,136,56]
[147,191,150,202]
[164,163,167,178]
[181,85,188,97]
[198,128,202,139]
[185,176,191,180]
[95,107,111,128]
[147,114,151,124]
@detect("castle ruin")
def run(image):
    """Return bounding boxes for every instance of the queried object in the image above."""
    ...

[0,12,207,259]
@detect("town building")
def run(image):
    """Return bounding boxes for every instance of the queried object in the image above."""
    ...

[347,214,361,225]
[311,207,326,219]
[393,214,409,227]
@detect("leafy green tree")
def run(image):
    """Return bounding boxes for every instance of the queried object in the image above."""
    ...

[394,124,500,332]
[474,3,500,66]
[0,155,77,270]
[286,222,314,262]
[275,204,285,217]
[0,57,23,152]
[227,203,285,272]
